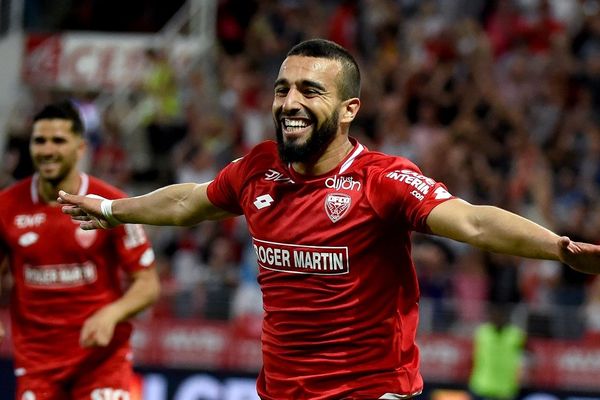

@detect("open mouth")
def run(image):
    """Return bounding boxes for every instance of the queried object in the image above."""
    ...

[282,118,313,137]
[37,159,61,171]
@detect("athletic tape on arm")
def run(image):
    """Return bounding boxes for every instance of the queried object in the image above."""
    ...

[87,194,121,227]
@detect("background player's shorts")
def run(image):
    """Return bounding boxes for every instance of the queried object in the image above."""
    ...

[15,345,133,400]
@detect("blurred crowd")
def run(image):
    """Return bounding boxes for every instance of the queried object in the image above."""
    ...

[2,0,600,340]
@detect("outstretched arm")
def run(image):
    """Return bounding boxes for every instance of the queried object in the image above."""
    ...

[59,182,234,229]
[426,198,600,274]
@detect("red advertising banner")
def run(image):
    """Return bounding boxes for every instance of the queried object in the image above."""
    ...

[1,309,600,391]
[528,338,600,390]
[418,335,472,383]
[22,34,61,86]
[21,33,204,90]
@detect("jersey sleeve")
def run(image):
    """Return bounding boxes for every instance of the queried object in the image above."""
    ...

[206,157,247,216]
[368,160,455,233]
[110,224,156,275]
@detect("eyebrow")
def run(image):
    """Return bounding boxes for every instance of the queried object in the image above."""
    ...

[32,135,68,140]
[274,78,327,92]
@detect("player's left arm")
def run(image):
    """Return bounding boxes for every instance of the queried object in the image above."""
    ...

[426,198,600,274]
[79,266,160,347]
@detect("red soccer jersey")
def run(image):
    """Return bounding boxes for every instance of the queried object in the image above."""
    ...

[207,139,455,399]
[0,173,155,375]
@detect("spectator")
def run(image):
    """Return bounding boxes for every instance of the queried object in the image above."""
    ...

[469,303,527,400]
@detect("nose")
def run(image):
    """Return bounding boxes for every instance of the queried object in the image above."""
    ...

[33,140,56,157]
[281,88,302,113]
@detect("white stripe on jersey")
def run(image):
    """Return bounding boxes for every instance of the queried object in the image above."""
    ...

[339,143,364,174]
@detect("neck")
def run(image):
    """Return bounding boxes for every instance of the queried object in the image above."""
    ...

[38,171,81,204]
[292,136,354,176]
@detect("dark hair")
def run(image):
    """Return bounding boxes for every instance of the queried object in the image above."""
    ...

[33,100,85,135]
[287,39,361,100]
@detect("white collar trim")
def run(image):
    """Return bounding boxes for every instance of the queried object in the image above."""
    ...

[31,173,89,203]
[339,143,364,174]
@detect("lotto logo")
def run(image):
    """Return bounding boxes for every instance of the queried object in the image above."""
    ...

[91,388,130,400]
[253,194,274,209]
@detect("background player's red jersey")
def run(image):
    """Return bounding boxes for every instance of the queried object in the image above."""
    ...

[207,139,455,399]
[0,173,155,376]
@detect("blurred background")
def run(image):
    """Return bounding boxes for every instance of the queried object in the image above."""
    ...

[1,0,600,399]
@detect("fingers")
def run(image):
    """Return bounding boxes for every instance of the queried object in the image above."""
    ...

[81,221,103,230]
[80,328,110,347]
[558,236,581,253]
[57,190,78,205]
[80,333,107,347]
[560,236,585,254]
[91,217,110,230]
[79,324,94,347]
[558,236,571,248]
[62,205,88,217]
[80,336,93,347]
[59,192,108,230]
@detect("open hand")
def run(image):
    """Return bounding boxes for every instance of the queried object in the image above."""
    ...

[558,236,600,274]
[58,191,113,230]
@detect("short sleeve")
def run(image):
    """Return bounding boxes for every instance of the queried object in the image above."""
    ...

[112,224,156,274]
[368,162,455,233]
[207,157,247,216]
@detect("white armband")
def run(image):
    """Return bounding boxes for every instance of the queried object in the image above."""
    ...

[99,198,121,227]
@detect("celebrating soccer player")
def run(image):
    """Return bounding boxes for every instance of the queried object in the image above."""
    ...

[59,39,600,400]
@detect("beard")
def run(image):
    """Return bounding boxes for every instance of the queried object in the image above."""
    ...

[275,110,339,164]
[33,157,75,186]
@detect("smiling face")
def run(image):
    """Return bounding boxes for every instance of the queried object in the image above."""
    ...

[272,55,345,164]
[30,119,84,185]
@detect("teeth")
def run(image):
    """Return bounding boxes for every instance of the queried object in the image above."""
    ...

[283,118,309,129]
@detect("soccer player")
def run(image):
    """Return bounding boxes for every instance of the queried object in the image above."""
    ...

[0,101,160,399]
[59,39,600,400]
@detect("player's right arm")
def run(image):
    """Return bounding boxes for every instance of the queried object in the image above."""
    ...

[59,182,235,230]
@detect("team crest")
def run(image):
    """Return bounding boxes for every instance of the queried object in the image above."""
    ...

[75,228,97,248]
[324,193,351,223]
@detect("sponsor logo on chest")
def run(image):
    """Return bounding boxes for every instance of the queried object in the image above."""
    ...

[14,213,46,228]
[24,261,98,288]
[252,238,349,275]
[325,175,361,191]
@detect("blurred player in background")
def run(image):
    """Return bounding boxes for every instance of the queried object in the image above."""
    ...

[0,101,160,399]
[59,39,600,400]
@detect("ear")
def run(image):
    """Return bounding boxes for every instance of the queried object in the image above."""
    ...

[77,137,87,159]
[339,98,361,124]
